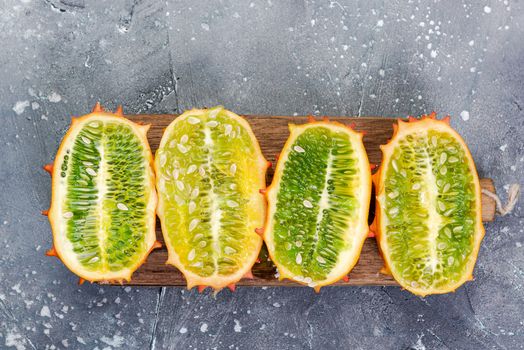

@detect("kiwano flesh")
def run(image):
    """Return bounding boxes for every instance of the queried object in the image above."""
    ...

[155,107,268,291]
[264,120,371,291]
[46,104,159,283]
[374,114,484,296]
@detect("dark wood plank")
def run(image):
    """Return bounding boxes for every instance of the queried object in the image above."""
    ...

[116,114,496,287]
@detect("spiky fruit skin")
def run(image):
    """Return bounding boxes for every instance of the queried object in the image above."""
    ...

[46,104,159,283]
[374,113,484,296]
[264,120,371,292]
[155,107,267,292]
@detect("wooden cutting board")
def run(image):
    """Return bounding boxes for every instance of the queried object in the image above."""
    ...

[120,114,496,287]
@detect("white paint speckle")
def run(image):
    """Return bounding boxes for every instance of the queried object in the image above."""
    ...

[484,6,492,13]
[377,19,384,27]
[500,144,508,152]
[234,319,242,332]
[460,110,470,121]
[11,283,21,294]
[13,101,30,115]
[100,334,125,348]
[430,50,437,58]
[40,305,51,318]
[5,330,26,350]
[47,91,62,103]
[412,334,427,350]
[201,23,209,31]
[468,40,475,46]
[179,327,188,334]
[200,323,208,333]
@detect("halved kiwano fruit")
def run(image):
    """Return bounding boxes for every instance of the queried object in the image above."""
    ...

[264,120,371,291]
[155,107,268,291]
[374,114,485,296]
[46,104,159,283]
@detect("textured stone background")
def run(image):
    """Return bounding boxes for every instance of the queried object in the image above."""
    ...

[0,0,523,349]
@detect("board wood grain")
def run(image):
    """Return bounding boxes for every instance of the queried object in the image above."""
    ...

[117,114,496,287]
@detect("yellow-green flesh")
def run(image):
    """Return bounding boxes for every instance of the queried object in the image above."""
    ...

[156,109,261,278]
[59,120,150,272]
[383,130,478,290]
[272,126,362,283]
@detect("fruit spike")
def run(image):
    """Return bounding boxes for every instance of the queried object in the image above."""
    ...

[347,122,356,129]
[152,241,162,250]
[266,160,272,168]
[43,164,53,174]
[368,217,377,238]
[341,275,349,282]
[380,266,391,276]
[78,278,86,285]
[275,153,280,162]
[392,122,398,135]
[243,270,254,279]
[115,105,124,117]
[370,163,378,170]
[423,111,437,120]
[46,247,58,257]
[259,188,267,195]
[92,102,104,113]
[41,209,49,216]
[322,116,330,122]
[227,284,236,292]
[307,116,316,122]
[254,228,264,236]
[197,285,207,293]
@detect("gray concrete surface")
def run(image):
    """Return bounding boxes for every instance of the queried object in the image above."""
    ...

[0,0,522,349]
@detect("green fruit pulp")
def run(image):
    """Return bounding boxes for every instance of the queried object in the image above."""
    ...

[272,126,362,283]
[383,130,478,289]
[157,109,261,278]
[60,120,149,272]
